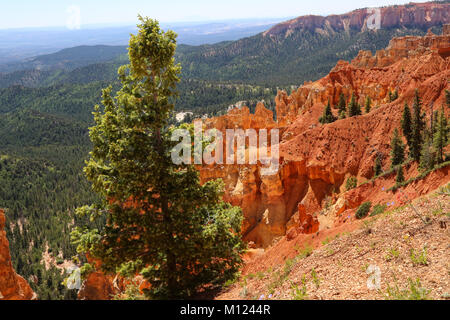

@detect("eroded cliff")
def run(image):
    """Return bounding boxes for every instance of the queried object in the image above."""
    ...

[0,209,35,300]
[200,27,450,248]
[264,2,450,37]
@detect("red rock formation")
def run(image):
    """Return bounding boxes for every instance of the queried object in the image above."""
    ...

[200,27,450,248]
[78,272,117,300]
[199,104,287,246]
[444,24,450,36]
[77,255,149,300]
[204,102,278,134]
[264,2,450,37]
[286,204,320,241]
[0,209,35,300]
[352,29,450,69]
[278,26,450,127]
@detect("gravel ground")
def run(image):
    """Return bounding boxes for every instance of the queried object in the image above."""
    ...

[217,189,450,300]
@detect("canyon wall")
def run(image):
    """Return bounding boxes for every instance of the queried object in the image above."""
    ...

[264,2,450,37]
[0,209,35,300]
[200,27,450,248]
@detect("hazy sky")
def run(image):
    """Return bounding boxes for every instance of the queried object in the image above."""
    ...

[0,0,432,30]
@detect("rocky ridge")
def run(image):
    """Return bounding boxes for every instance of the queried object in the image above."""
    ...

[264,2,450,37]
[217,186,450,300]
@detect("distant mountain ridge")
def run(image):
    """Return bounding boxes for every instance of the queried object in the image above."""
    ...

[0,18,286,65]
[3,2,449,87]
[0,45,127,73]
[176,1,450,86]
[264,1,450,36]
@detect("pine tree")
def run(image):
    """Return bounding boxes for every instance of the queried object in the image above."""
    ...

[420,134,435,172]
[390,128,405,168]
[409,90,426,161]
[431,110,439,136]
[374,155,383,177]
[348,93,361,117]
[338,93,347,115]
[365,96,371,114]
[401,102,412,146]
[71,17,245,299]
[319,100,336,124]
[433,107,449,164]
[393,89,399,101]
[446,90,450,109]
[396,166,405,184]
[389,89,399,102]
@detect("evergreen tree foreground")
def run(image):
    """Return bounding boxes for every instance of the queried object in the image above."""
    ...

[71,17,246,300]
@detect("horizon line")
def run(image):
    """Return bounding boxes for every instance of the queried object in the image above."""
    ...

[0,16,296,32]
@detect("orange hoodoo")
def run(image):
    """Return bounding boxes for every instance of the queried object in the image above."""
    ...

[0,209,35,300]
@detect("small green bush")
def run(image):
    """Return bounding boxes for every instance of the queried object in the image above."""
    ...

[296,243,313,259]
[346,176,358,191]
[410,248,428,266]
[356,202,372,219]
[385,278,431,300]
[371,204,387,217]
[290,278,308,300]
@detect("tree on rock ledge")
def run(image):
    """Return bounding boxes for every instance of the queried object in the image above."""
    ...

[338,93,347,116]
[71,17,245,300]
[396,166,405,185]
[390,128,405,168]
[365,96,372,114]
[319,100,336,124]
[433,106,449,164]
[409,90,426,161]
[445,90,450,109]
[374,155,383,177]
[348,93,361,117]
[401,102,412,146]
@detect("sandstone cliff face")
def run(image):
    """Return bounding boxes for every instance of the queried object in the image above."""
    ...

[264,2,450,37]
[200,28,450,248]
[77,256,149,300]
[77,272,117,300]
[0,209,35,300]
[352,29,450,68]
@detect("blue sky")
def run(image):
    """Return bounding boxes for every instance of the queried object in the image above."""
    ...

[0,0,431,29]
